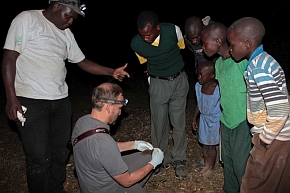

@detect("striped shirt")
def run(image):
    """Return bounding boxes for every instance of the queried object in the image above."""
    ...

[244,45,290,144]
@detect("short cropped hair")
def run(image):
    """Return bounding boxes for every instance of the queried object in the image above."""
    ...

[228,17,265,45]
[137,10,159,30]
[202,22,227,41]
[198,60,215,75]
[91,83,124,110]
[184,16,203,34]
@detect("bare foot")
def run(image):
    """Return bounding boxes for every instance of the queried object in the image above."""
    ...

[202,169,214,178]
[200,165,209,174]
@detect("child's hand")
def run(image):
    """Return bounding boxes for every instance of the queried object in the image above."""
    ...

[192,120,198,131]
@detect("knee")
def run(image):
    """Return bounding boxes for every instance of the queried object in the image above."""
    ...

[26,151,51,169]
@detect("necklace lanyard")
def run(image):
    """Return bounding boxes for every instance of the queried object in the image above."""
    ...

[73,127,109,146]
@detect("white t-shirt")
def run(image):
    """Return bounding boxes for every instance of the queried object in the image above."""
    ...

[3,10,85,100]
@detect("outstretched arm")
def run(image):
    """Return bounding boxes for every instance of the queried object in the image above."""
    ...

[77,59,130,81]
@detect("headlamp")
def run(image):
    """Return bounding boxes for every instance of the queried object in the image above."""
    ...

[97,98,129,106]
[48,0,86,16]
[80,4,86,11]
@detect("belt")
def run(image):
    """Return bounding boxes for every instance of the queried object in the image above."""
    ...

[150,69,184,81]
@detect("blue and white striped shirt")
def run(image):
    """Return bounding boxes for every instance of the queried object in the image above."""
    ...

[244,45,290,144]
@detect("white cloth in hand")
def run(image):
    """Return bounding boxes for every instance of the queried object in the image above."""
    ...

[148,148,164,169]
[134,140,153,151]
[17,106,27,126]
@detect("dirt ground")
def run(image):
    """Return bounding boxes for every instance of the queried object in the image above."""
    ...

[0,74,225,193]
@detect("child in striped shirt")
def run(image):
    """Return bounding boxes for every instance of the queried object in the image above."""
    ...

[227,16,290,193]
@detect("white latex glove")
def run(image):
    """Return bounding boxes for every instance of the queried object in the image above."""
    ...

[134,140,153,151]
[17,106,27,126]
[148,148,164,169]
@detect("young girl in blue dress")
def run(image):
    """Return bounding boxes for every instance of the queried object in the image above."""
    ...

[192,61,221,178]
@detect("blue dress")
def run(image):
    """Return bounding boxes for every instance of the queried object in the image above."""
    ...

[195,82,221,145]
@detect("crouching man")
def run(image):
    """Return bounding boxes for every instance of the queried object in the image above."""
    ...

[71,82,164,193]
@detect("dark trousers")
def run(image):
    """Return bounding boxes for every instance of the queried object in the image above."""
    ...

[240,134,290,193]
[149,72,189,165]
[221,120,252,193]
[115,152,152,193]
[16,97,72,193]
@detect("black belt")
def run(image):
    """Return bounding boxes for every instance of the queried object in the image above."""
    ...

[150,69,184,81]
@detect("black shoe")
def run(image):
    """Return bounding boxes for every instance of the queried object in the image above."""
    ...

[172,160,187,179]
[153,164,170,176]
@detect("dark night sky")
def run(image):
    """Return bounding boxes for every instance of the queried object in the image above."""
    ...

[1,1,289,70]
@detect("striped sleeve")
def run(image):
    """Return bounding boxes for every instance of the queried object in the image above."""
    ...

[247,53,290,144]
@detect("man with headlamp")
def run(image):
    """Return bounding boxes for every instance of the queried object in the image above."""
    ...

[1,0,129,192]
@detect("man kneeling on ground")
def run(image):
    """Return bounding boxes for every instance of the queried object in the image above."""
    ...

[71,82,164,193]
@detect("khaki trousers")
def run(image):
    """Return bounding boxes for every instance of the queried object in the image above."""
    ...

[240,134,290,193]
